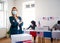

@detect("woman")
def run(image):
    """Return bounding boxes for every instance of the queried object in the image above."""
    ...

[27,21,37,30]
[27,21,37,43]
[9,7,23,35]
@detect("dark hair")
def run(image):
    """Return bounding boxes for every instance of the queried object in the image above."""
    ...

[31,21,36,26]
[12,7,17,11]
[57,20,60,24]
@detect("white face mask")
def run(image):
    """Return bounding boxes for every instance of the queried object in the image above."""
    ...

[12,11,17,15]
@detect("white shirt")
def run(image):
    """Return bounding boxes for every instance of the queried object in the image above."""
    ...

[17,19,20,30]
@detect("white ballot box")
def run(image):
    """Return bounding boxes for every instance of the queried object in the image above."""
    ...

[11,34,32,43]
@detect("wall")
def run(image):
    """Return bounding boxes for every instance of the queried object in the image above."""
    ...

[15,0,60,28]
[6,0,15,31]
[14,0,35,16]
[35,0,60,28]
[0,0,15,38]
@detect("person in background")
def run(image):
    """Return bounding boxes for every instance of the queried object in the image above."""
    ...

[9,7,23,36]
[52,20,60,30]
[27,21,37,43]
[27,21,37,30]
[51,20,60,43]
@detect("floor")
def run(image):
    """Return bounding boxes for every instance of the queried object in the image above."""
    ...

[0,37,37,43]
[0,37,60,43]
[0,38,11,43]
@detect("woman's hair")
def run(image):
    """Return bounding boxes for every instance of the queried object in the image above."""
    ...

[11,7,18,17]
[57,20,60,24]
[12,7,17,11]
[31,21,36,26]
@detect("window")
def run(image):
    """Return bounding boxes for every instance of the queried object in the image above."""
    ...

[0,2,4,11]
[0,2,7,28]
[22,1,35,28]
[0,2,4,28]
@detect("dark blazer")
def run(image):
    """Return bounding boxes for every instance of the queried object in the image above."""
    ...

[9,16,23,35]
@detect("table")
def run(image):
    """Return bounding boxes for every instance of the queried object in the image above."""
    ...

[24,30,60,39]
[24,30,51,38]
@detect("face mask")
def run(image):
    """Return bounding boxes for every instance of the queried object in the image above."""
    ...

[12,11,17,15]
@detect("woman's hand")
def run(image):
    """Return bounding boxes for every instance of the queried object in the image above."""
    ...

[18,21,23,25]
[14,16,23,25]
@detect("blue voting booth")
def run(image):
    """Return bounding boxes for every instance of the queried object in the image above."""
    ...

[44,32,52,38]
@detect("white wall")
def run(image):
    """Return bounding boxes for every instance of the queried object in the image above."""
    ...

[6,0,15,31]
[14,0,35,16]
[0,0,15,38]
[14,0,60,28]
[35,0,60,28]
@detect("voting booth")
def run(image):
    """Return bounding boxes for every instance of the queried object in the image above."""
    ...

[11,34,32,43]
[52,30,60,43]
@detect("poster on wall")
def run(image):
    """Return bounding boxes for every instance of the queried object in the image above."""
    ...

[42,17,60,21]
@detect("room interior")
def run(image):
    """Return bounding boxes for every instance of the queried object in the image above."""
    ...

[0,0,60,43]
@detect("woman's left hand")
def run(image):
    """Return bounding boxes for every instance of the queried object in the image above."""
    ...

[19,21,22,24]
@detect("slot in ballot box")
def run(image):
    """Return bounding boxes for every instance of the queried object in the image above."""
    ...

[11,34,32,43]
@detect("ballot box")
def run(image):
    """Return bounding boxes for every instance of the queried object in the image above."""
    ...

[11,34,32,43]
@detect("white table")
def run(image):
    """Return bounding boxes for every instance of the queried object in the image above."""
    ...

[23,30,51,38]
[23,30,60,39]
[11,34,32,43]
[24,30,51,33]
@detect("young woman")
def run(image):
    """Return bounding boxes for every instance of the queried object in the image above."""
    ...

[27,21,37,30]
[27,21,37,43]
[9,7,23,35]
